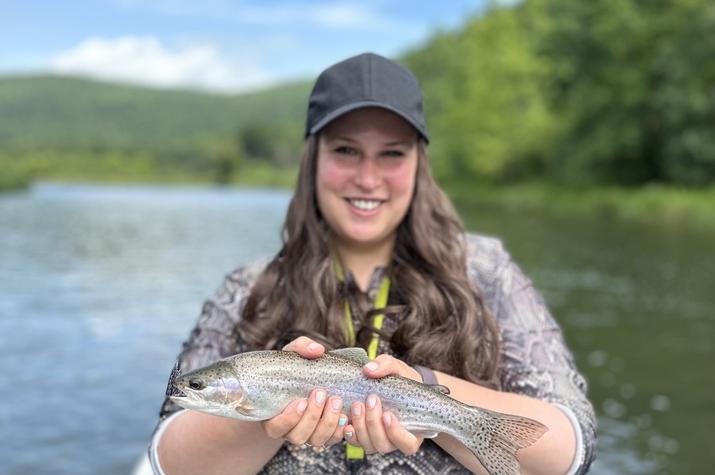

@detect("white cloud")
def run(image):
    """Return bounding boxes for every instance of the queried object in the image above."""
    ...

[49,36,273,93]
[240,2,414,32]
[112,0,422,33]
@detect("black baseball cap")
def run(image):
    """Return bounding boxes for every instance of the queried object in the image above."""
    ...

[305,52,429,143]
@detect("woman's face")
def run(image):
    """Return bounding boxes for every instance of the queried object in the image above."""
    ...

[316,107,418,251]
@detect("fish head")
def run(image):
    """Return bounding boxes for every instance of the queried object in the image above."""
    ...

[170,360,260,421]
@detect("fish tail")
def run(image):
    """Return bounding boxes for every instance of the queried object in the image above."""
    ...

[451,406,548,475]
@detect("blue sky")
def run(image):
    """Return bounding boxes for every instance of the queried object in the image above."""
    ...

[1,0,490,93]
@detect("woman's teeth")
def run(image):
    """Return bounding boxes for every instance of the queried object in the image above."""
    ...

[349,199,381,211]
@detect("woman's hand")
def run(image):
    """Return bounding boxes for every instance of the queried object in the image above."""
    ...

[261,337,347,448]
[343,354,425,455]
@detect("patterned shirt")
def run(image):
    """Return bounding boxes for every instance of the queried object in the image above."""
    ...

[150,233,597,474]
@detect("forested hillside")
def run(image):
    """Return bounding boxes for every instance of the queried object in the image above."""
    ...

[2,0,714,191]
[404,0,715,186]
[0,76,310,187]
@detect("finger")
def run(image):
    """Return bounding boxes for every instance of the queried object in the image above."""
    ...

[343,423,356,445]
[363,354,420,381]
[350,401,376,453]
[383,412,422,455]
[364,394,393,453]
[362,354,395,378]
[309,396,344,446]
[327,412,349,446]
[282,336,325,359]
[262,399,308,439]
[284,389,327,446]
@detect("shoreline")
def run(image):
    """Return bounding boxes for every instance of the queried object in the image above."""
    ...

[3,175,714,232]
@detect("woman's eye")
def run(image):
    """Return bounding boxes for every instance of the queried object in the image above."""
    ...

[383,150,404,157]
[335,146,357,155]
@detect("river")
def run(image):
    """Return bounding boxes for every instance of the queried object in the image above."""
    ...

[1,182,711,474]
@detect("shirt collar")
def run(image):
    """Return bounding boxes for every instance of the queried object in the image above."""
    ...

[342,266,388,301]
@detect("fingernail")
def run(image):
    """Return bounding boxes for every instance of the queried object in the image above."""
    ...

[365,362,378,371]
[307,342,321,352]
[338,416,347,427]
[352,404,362,417]
[367,395,377,409]
[297,400,308,413]
[345,430,354,438]
[383,412,392,427]
[331,398,343,411]
[315,390,325,405]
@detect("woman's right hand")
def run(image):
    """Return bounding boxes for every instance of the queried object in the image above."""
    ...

[261,337,348,448]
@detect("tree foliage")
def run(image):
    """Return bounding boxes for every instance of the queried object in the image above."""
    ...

[404,0,715,186]
[2,0,715,187]
[536,0,715,186]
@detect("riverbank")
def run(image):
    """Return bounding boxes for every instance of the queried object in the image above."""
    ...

[3,169,713,232]
[449,182,715,231]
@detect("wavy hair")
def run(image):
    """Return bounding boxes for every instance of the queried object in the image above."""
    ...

[238,134,501,388]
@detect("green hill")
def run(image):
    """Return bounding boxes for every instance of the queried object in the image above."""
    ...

[0,75,311,151]
[2,0,714,191]
[0,75,312,187]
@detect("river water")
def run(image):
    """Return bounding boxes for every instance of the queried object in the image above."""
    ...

[1,182,712,474]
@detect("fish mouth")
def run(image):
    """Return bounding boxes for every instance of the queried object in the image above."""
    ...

[169,394,186,404]
[169,387,205,410]
[169,386,188,405]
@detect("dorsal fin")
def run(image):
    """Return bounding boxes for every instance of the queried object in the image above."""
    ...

[329,347,370,364]
[427,384,451,395]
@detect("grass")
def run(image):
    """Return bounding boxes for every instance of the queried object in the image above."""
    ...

[0,151,297,190]
[448,181,715,231]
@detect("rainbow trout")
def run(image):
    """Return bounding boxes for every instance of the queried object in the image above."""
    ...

[170,348,547,475]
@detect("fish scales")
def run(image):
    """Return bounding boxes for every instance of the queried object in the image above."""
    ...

[170,348,548,475]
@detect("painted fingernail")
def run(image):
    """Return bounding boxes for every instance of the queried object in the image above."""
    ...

[352,404,362,417]
[307,342,321,352]
[365,362,378,371]
[297,400,308,413]
[367,395,377,409]
[383,412,392,427]
[338,416,347,427]
[331,398,343,411]
[345,430,354,438]
[315,390,325,405]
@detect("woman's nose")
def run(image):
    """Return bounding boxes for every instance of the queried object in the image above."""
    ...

[354,157,380,189]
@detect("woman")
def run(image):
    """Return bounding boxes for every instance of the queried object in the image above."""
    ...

[150,53,596,474]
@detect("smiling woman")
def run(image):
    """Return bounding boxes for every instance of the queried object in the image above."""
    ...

[148,52,596,475]
[317,108,419,286]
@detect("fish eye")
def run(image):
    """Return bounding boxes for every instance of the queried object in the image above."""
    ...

[188,379,205,390]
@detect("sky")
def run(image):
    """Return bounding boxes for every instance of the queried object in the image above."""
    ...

[1,0,490,94]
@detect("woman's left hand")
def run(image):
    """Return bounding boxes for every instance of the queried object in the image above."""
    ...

[342,354,425,455]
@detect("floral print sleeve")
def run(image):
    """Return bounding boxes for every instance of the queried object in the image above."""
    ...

[466,233,597,474]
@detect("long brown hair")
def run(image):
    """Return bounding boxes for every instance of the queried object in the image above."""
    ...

[238,134,501,388]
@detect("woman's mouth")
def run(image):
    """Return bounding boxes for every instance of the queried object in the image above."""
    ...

[346,198,383,212]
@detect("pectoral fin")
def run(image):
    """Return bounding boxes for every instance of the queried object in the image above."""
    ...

[233,400,257,417]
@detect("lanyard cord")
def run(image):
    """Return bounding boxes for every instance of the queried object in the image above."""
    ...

[334,259,391,462]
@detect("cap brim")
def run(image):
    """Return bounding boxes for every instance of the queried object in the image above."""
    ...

[309,101,429,143]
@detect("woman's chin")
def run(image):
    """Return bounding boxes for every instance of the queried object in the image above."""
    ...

[338,230,395,251]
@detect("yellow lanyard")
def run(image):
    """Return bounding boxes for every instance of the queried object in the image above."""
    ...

[334,259,391,461]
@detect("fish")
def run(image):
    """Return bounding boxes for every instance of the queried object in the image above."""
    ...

[170,347,548,475]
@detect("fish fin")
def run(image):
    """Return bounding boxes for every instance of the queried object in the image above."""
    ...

[233,399,257,418]
[235,405,258,418]
[329,347,370,364]
[426,384,451,395]
[411,430,439,439]
[452,407,548,475]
